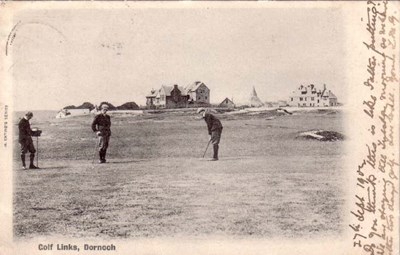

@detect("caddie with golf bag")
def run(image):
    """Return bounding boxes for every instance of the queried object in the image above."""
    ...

[197,108,223,161]
[91,104,112,164]
[18,111,41,169]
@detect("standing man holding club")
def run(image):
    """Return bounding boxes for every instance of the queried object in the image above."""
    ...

[91,104,111,164]
[18,111,39,169]
[197,108,223,161]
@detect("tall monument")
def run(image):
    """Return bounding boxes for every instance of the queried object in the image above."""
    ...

[249,86,264,107]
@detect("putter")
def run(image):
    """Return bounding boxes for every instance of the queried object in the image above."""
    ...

[202,139,212,158]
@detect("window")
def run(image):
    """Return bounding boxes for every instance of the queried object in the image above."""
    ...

[205,96,208,100]
[311,97,314,101]
[305,97,307,101]
[291,97,293,101]
[300,97,303,101]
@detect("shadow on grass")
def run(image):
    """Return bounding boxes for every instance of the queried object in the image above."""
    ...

[198,157,253,162]
[90,159,151,165]
[16,166,68,171]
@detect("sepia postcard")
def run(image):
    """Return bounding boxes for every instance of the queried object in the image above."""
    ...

[0,1,398,255]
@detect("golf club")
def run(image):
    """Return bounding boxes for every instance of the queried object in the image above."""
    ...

[36,136,39,167]
[202,139,212,158]
[31,128,42,168]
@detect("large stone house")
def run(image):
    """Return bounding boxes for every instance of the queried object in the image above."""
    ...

[146,81,210,109]
[288,84,338,107]
[149,85,189,108]
[185,81,210,106]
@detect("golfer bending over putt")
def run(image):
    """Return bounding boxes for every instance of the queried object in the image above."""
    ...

[197,108,223,161]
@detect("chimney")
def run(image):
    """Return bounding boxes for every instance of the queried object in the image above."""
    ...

[174,84,178,89]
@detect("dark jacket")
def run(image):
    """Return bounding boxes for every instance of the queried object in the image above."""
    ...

[91,114,111,136]
[18,118,33,142]
[204,113,223,135]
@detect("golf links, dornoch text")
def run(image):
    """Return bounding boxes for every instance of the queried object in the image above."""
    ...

[38,243,116,252]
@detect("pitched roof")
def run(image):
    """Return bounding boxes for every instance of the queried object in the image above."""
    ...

[160,85,187,96]
[220,97,234,105]
[292,84,336,98]
[146,88,157,98]
[328,91,337,99]
[185,81,206,92]
[149,81,207,98]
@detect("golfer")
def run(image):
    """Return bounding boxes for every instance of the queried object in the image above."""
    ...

[197,108,223,161]
[18,111,38,169]
[91,104,111,163]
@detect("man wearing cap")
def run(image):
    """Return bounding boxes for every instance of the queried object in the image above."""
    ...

[18,112,38,169]
[91,104,111,163]
[197,108,223,161]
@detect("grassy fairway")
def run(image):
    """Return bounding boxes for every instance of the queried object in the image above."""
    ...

[13,109,346,238]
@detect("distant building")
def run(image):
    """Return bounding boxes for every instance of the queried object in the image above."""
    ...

[264,101,287,108]
[56,108,90,118]
[219,98,235,108]
[146,89,157,109]
[288,84,338,107]
[148,84,189,108]
[278,100,288,107]
[146,81,210,109]
[185,81,210,106]
[264,102,275,108]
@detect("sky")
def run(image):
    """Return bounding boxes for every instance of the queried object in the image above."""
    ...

[10,6,346,111]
